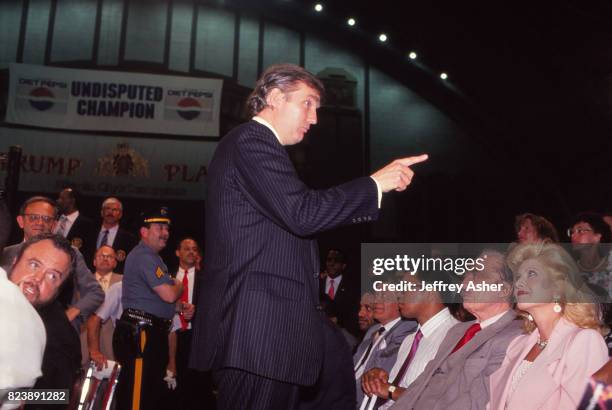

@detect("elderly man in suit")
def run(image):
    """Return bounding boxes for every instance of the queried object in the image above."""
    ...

[189,63,427,410]
[93,197,136,273]
[390,250,522,410]
[0,196,104,329]
[354,292,416,405]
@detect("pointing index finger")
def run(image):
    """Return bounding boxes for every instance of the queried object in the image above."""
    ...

[397,154,428,167]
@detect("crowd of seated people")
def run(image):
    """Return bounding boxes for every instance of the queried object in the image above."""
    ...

[1,190,611,410]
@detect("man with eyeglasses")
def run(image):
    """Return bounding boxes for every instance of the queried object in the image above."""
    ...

[0,196,104,329]
[568,212,612,302]
[81,245,122,366]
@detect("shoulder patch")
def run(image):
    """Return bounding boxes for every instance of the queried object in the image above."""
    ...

[155,266,164,278]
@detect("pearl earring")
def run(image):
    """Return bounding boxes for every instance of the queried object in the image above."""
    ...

[553,295,562,313]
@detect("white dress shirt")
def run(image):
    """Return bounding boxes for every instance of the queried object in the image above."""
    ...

[355,316,402,379]
[175,266,195,330]
[479,310,508,329]
[379,308,459,410]
[55,210,79,237]
[325,275,342,296]
[97,224,119,248]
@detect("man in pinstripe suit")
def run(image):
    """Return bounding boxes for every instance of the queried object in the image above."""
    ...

[190,63,428,410]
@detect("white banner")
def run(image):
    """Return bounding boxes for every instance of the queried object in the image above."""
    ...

[0,127,217,200]
[6,64,223,137]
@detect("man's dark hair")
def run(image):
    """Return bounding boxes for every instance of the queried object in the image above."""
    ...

[14,233,77,278]
[176,236,200,252]
[569,212,611,244]
[246,64,325,116]
[326,248,346,264]
[60,187,81,210]
[19,196,59,219]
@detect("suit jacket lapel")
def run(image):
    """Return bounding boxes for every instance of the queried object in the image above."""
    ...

[504,318,578,409]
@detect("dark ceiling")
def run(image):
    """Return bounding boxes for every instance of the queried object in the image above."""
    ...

[229,0,612,211]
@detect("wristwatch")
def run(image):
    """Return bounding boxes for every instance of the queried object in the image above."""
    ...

[388,384,397,400]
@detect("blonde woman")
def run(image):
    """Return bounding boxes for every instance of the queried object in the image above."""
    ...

[488,242,608,410]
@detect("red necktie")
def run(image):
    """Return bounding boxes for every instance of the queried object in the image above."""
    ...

[451,323,481,353]
[328,279,335,300]
[179,270,189,330]
[391,329,423,385]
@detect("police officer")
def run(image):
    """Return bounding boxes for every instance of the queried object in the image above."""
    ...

[113,207,183,410]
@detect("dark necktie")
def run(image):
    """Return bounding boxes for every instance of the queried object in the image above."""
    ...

[99,229,109,248]
[451,323,481,353]
[355,326,385,371]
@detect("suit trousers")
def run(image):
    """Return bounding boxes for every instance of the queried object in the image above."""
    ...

[213,316,355,410]
[176,329,216,410]
[214,368,300,410]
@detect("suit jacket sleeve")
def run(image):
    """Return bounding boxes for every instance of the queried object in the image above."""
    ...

[234,129,378,237]
[558,329,608,407]
[462,337,509,410]
[72,249,104,321]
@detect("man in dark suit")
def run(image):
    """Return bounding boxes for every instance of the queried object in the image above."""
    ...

[7,233,82,410]
[190,63,428,410]
[93,197,137,273]
[319,248,361,336]
[169,237,215,410]
[56,187,96,264]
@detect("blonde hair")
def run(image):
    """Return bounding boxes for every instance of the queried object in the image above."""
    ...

[507,242,605,334]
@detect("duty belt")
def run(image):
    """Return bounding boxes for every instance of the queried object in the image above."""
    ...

[122,308,172,332]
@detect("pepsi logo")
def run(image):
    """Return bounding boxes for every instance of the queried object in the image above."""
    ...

[176,97,201,120]
[28,87,55,111]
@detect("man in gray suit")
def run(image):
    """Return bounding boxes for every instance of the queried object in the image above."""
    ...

[390,251,522,410]
[354,292,416,405]
[0,196,104,329]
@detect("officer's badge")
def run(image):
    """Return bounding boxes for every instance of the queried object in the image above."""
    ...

[117,250,126,262]
[71,237,83,249]
[155,267,164,278]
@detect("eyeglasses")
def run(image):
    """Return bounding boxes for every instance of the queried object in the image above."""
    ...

[23,214,56,224]
[567,227,594,237]
[96,254,116,260]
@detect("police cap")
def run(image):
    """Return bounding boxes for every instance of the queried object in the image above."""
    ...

[141,206,171,227]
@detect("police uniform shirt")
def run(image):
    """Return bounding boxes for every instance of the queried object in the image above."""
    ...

[121,242,175,320]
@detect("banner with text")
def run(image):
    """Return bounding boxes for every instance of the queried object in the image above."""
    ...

[0,127,217,199]
[6,64,223,137]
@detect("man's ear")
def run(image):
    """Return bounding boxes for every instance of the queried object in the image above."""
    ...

[16,215,25,230]
[266,88,285,110]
